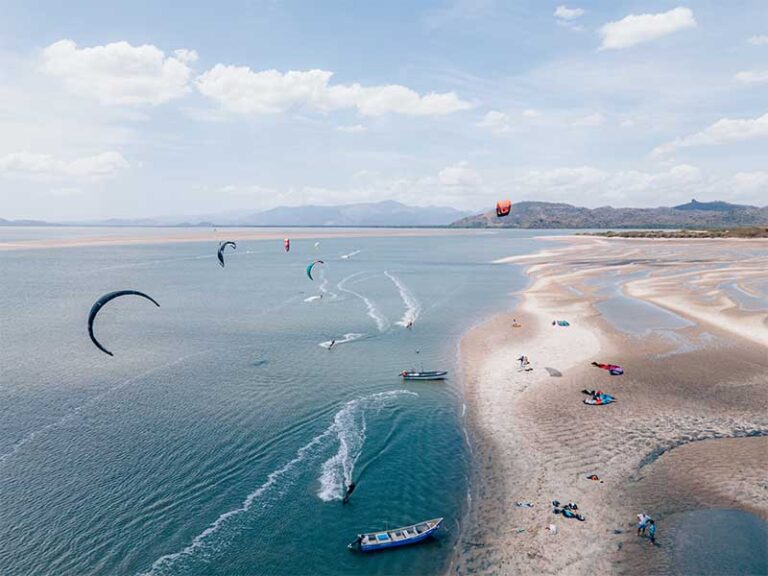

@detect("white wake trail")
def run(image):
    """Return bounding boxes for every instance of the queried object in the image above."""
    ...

[337,274,390,332]
[141,389,417,575]
[385,271,421,327]
[318,333,366,349]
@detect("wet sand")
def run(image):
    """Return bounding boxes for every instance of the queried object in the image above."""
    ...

[456,237,768,575]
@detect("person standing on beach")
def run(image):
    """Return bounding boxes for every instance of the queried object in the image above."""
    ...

[648,520,656,545]
[637,513,649,536]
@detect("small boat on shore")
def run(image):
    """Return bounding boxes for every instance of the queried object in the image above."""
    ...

[400,370,447,381]
[348,518,443,552]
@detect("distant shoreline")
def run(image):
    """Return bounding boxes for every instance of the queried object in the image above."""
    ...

[0,226,471,251]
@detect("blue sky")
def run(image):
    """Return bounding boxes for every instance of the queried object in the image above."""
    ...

[1,0,766,219]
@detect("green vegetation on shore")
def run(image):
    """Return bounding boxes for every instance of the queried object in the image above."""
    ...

[579,227,768,239]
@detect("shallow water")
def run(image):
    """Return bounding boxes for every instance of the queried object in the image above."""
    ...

[589,271,694,336]
[667,509,768,575]
[0,228,557,576]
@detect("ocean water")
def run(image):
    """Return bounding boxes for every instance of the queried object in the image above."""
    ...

[0,228,554,576]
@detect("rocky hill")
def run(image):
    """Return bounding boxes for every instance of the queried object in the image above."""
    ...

[451,199,768,229]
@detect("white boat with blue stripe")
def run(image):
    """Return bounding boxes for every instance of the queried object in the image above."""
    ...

[348,518,443,552]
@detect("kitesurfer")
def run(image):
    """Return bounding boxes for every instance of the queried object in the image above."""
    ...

[342,481,356,504]
[406,321,413,330]
[328,339,336,350]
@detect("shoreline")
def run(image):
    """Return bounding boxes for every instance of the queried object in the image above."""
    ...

[454,237,768,575]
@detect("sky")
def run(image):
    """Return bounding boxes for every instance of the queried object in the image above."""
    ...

[0,0,766,220]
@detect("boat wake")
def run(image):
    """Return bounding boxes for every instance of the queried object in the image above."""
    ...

[318,333,366,349]
[337,274,390,332]
[385,271,420,327]
[340,250,361,260]
[140,389,417,575]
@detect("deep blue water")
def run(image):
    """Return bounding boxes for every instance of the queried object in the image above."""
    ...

[0,228,553,576]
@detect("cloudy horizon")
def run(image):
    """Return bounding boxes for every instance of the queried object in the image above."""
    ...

[1,1,766,220]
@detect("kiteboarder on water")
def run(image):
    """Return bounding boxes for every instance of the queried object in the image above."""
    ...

[328,339,336,350]
[342,481,356,504]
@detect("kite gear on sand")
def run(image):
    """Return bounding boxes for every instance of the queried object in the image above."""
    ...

[582,389,616,405]
[591,361,624,375]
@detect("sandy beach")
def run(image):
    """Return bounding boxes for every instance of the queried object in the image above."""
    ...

[456,237,768,575]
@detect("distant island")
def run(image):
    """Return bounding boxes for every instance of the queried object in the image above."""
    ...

[450,199,768,229]
[579,227,768,239]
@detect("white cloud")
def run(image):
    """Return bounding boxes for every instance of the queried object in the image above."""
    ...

[336,124,368,133]
[0,151,128,181]
[41,40,196,106]
[216,184,278,198]
[195,64,472,117]
[554,6,585,21]
[572,112,606,127]
[509,164,705,205]
[747,35,768,46]
[735,70,768,84]
[522,108,540,118]
[599,7,696,50]
[731,171,768,193]
[477,110,511,134]
[438,161,482,187]
[653,112,768,157]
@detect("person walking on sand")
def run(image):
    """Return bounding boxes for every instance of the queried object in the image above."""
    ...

[648,520,656,545]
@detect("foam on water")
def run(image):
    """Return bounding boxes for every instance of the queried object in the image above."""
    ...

[340,250,361,260]
[337,274,390,332]
[141,389,416,575]
[384,271,421,327]
[318,333,366,349]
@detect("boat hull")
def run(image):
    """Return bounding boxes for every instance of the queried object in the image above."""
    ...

[352,518,443,552]
[400,371,447,381]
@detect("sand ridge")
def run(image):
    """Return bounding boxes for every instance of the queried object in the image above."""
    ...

[455,237,768,575]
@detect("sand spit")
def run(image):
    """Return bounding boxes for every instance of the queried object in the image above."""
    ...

[456,237,767,575]
[0,227,466,252]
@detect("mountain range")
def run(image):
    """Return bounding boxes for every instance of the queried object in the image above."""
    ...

[3,199,767,229]
[451,199,768,229]
[0,201,470,228]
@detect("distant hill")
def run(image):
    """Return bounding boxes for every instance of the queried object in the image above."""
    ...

[216,201,470,227]
[451,199,768,229]
[2,201,469,228]
[0,217,49,226]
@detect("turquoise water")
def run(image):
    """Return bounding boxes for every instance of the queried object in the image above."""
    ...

[0,229,552,575]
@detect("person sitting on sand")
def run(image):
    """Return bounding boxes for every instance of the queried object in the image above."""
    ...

[648,519,656,544]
